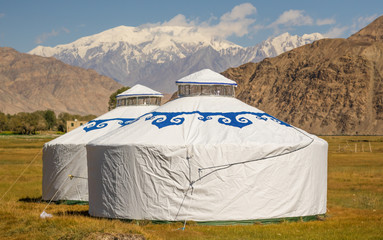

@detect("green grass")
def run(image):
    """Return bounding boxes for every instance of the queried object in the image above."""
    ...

[0,135,382,239]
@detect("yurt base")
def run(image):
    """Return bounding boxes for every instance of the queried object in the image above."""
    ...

[112,214,326,226]
[193,214,326,226]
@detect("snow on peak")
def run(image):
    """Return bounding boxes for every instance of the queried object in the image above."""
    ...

[29,25,240,59]
[27,27,323,93]
[258,32,324,56]
[302,33,325,41]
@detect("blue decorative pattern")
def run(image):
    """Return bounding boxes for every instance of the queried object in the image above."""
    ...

[83,118,135,132]
[143,111,290,129]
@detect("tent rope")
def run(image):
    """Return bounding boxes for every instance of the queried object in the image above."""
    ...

[174,184,193,231]
[0,148,43,202]
[41,173,87,205]
[41,175,71,214]
[174,147,195,231]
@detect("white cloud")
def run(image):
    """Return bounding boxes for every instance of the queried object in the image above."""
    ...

[35,27,70,44]
[253,24,265,33]
[141,3,257,39]
[351,14,377,32]
[324,26,349,38]
[138,5,345,42]
[323,14,378,39]
[221,3,257,22]
[316,18,336,26]
[162,14,196,27]
[209,3,257,38]
[266,10,340,37]
[269,10,336,29]
[271,10,313,27]
[35,29,59,44]
[62,27,70,34]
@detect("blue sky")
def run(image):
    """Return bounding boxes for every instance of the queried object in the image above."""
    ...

[0,0,381,52]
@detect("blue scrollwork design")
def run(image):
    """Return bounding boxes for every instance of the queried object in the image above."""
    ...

[142,111,290,129]
[83,118,135,132]
[144,113,185,128]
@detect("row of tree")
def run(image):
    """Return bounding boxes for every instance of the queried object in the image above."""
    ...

[0,87,130,135]
[0,110,96,135]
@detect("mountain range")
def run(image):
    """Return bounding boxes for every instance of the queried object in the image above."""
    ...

[0,47,121,115]
[29,26,323,92]
[3,16,382,135]
[223,15,383,135]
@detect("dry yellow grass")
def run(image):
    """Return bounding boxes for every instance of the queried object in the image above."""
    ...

[0,135,382,239]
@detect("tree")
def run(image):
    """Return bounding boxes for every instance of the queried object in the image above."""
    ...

[44,110,56,130]
[0,112,8,131]
[7,112,46,135]
[79,114,97,121]
[57,112,72,132]
[108,86,130,110]
[0,110,100,134]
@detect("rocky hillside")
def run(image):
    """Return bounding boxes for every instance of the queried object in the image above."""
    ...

[0,47,122,115]
[223,16,383,135]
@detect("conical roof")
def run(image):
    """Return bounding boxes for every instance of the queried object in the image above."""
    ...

[176,69,237,86]
[46,106,158,145]
[92,96,311,147]
[117,84,163,98]
[91,70,310,151]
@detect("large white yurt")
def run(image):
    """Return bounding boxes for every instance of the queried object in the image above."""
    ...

[86,69,327,223]
[42,84,163,202]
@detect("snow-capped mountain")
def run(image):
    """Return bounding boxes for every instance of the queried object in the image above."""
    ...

[29,26,323,92]
[251,32,324,61]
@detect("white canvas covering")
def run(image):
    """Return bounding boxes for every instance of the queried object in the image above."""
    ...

[86,71,327,222]
[42,85,162,202]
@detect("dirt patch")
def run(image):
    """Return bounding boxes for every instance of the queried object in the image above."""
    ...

[84,232,145,240]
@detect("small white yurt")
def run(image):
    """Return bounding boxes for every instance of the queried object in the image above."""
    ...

[86,69,327,223]
[42,84,163,202]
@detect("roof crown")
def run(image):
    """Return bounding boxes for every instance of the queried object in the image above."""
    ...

[176,69,237,86]
[117,84,163,98]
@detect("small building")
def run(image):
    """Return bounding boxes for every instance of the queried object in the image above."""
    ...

[66,119,88,133]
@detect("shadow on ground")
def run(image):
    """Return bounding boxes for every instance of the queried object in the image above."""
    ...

[18,196,88,205]
[57,210,90,217]
[19,196,42,203]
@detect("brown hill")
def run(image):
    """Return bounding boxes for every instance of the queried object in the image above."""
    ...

[0,47,122,115]
[223,15,383,135]
[348,16,383,42]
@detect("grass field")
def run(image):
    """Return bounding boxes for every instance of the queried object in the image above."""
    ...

[0,135,382,239]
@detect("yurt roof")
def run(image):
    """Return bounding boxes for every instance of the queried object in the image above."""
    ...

[46,84,163,145]
[117,84,163,98]
[90,96,313,150]
[90,70,310,149]
[175,69,237,86]
[46,105,159,145]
